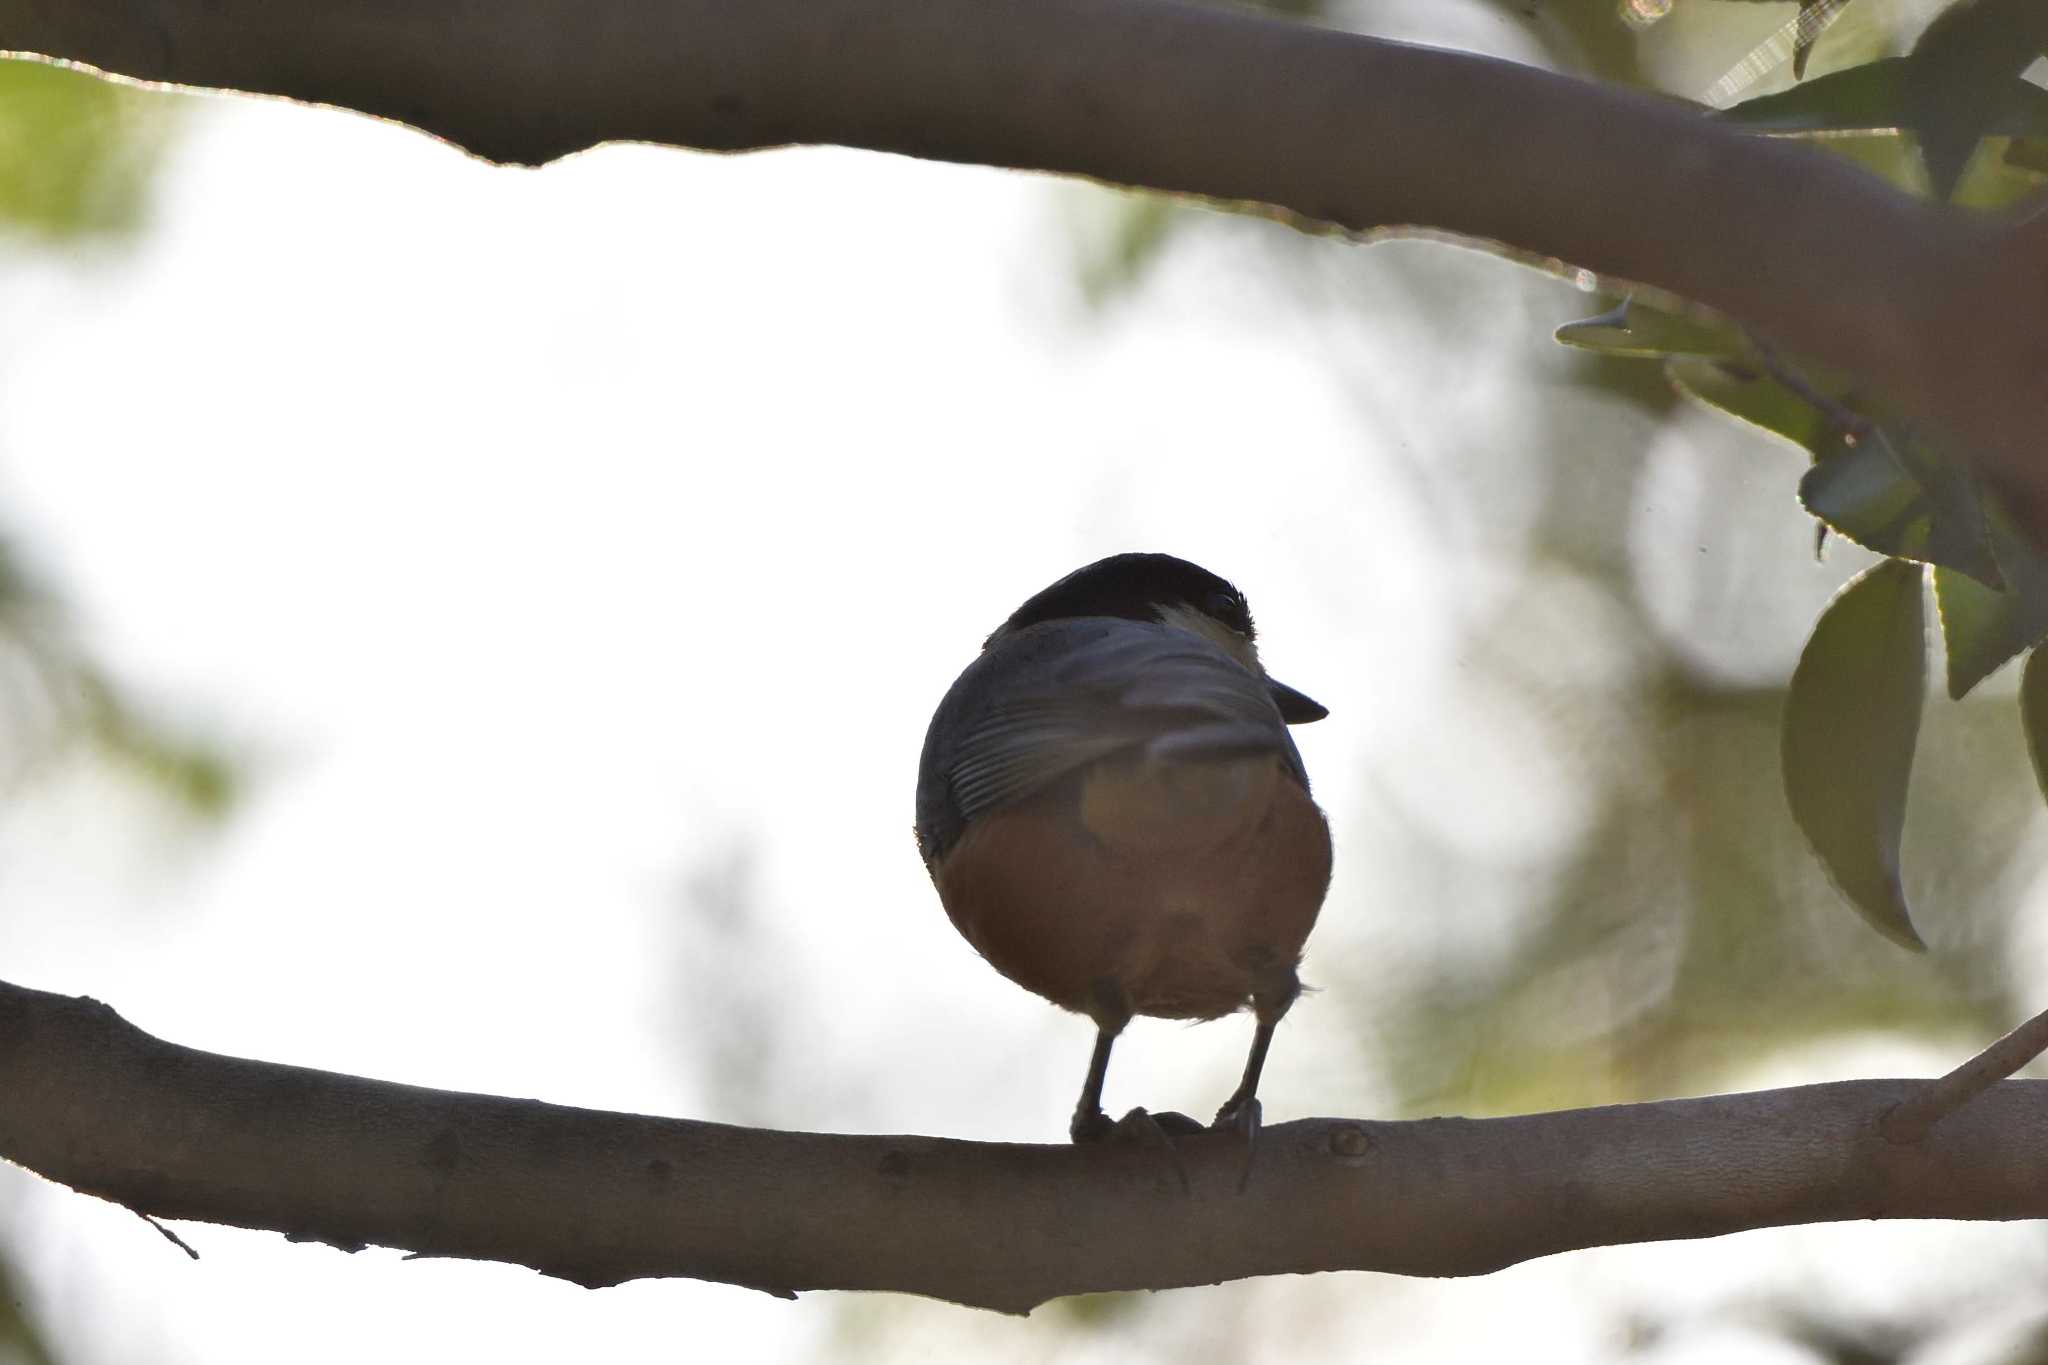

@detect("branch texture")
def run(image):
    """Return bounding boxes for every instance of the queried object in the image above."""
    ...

[5,0,2046,525]
[2,979,2044,1314]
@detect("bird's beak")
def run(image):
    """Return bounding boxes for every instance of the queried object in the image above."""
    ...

[1268,677,1328,724]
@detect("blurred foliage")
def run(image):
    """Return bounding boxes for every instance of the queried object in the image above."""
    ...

[0,1250,57,1365]
[0,521,235,816]
[1355,229,2043,1108]
[1372,637,2029,1117]
[0,59,178,241]
[0,60,222,817]
[1629,1299,1929,1365]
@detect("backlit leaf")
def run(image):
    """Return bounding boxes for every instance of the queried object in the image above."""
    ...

[2023,647,2048,808]
[2008,138,2048,175]
[1668,357,1827,453]
[1555,298,1746,360]
[1905,0,2048,197]
[1782,558,1927,950]
[1718,8,2048,200]
[1933,566,2027,699]
[1798,429,1999,583]
[1940,502,2048,699]
[1718,58,1912,131]
[1794,0,1849,79]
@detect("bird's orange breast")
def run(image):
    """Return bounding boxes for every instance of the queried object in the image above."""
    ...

[931,755,1332,1021]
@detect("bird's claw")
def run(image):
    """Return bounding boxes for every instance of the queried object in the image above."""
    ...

[1141,1109,1205,1138]
[1213,1095,1263,1193]
[1070,1106,1193,1193]
[1070,1107,1116,1144]
[1115,1108,1194,1193]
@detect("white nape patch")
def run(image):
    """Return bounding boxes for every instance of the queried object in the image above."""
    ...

[1156,601,1263,674]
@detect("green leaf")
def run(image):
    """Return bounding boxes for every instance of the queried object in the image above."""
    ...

[1987,87,2048,140]
[2023,646,2048,808]
[1798,427,1999,583]
[1990,495,2048,600]
[1662,358,1963,569]
[1719,58,2048,138]
[1887,424,1998,574]
[1555,297,1746,361]
[1818,133,1935,196]
[1912,0,2048,77]
[1906,0,2048,198]
[1782,558,1927,951]
[1793,0,1850,79]
[1934,566,2028,698]
[1935,503,2048,699]
[1718,58,1913,131]
[1668,357,1828,453]
[2007,138,2048,175]
[1800,438,1918,536]
[1718,8,2048,201]
[1952,134,2048,210]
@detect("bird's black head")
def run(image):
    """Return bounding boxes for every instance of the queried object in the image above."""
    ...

[988,552,1328,723]
[993,553,1251,639]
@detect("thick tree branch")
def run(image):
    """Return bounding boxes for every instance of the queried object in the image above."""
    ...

[3,979,2046,1315]
[5,0,2046,526]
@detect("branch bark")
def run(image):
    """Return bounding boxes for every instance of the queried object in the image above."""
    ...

[5,0,2046,527]
[1881,998,2048,1144]
[3,978,2046,1315]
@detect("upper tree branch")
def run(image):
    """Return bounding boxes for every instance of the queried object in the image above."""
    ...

[5,0,2046,525]
[2,978,2045,1315]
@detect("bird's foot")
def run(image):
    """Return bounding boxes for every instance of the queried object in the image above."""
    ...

[1212,1095,1263,1193]
[1070,1105,1201,1142]
[1070,1106,1195,1192]
[1136,1109,1205,1138]
[1070,1105,1116,1144]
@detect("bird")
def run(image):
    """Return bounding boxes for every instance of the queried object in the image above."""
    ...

[915,552,1332,1157]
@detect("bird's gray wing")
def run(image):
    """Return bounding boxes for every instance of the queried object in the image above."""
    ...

[915,619,1306,861]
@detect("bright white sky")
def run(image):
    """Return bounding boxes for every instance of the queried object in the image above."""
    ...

[1,16,2043,1362]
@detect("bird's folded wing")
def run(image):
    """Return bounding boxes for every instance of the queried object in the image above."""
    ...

[938,620,1306,829]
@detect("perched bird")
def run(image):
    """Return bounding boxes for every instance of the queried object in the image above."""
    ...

[915,553,1332,1151]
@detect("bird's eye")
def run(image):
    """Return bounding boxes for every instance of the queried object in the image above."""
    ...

[1204,591,1244,623]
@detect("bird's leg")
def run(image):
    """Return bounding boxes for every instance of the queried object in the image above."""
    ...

[1070,980,1201,1146]
[1070,979,1133,1143]
[1069,982,1196,1192]
[1070,1022,1124,1143]
[1214,970,1301,1190]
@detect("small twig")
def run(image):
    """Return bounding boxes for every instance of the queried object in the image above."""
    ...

[1881,1003,2048,1144]
[133,1209,200,1260]
[1743,334,1858,564]
[1748,335,1872,443]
